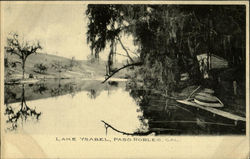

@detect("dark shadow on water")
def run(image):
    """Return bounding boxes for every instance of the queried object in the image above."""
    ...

[108,81,118,87]
[126,81,246,135]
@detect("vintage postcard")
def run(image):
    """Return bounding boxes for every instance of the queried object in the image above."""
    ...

[1,1,249,159]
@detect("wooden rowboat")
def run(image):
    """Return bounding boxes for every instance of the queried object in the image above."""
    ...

[194,92,224,108]
[176,99,246,122]
[203,88,214,94]
[195,94,218,103]
[176,86,245,123]
[194,98,223,108]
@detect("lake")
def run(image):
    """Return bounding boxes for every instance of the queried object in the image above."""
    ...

[4,79,245,135]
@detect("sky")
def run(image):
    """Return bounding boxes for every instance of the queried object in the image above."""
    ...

[2,2,136,62]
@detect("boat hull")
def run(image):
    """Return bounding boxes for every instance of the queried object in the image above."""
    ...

[194,98,223,107]
[176,99,246,122]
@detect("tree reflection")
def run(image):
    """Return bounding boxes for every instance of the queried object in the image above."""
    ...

[4,85,17,104]
[33,83,48,94]
[126,80,243,135]
[87,89,98,99]
[50,80,77,98]
[4,84,42,131]
[126,79,196,134]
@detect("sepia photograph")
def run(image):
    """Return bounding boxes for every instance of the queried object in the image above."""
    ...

[1,1,249,159]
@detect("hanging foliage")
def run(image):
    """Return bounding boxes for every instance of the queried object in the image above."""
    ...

[86,4,245,92]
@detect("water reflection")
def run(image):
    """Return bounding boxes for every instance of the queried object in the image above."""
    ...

[50,81,77,98]
[4,81,148,135]
[87,89,98,99]
[4,79,245,135]
[5,84,42,131]
[5,79,101,104]
[126,81,245,135]
[33,83,48,94]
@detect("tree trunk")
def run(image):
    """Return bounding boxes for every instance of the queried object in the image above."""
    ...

[22,61,25,79]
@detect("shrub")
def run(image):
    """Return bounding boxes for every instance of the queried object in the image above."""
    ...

[34,63,48,74]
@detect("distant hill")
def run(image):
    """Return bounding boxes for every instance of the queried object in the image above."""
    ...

[4,52,128,81]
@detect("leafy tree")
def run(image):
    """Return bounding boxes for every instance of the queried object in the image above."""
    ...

[86,5,197,90]
[5,33,42,79]
[86,5,245,94]
[179,5,245,67]
[51,60,64,78]
[86,5,142,74]
[69,56,77,70]
[34,63,48,74]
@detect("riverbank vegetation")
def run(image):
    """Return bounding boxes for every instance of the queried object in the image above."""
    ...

[4,45,127,84]
[86,5,246,116]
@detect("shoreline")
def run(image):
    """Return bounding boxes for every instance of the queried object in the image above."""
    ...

[4,76,128,85]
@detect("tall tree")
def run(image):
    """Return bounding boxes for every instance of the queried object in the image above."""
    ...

[86,5,200,87]
[5,33,42,79]
[86,5,245,92]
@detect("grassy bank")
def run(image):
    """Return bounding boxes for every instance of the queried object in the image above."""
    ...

[4,52,128,83]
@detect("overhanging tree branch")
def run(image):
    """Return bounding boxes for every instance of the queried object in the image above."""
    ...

[101,120,152,136]
[126,47,140,57]
[101,120,181,136]
[115,52,131,57]
[102,62,143,83]
[116,36,134,62]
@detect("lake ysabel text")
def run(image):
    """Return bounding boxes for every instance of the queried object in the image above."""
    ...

[55,137,178,142]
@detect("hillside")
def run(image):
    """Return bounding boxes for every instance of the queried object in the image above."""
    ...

[4,52,127,82]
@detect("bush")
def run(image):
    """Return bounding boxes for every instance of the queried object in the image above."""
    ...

[29,74,34,78]
[34,63,48,74]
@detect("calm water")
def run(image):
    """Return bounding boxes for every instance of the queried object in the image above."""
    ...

[4,79,245,135]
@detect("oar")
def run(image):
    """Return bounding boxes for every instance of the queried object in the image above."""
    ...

[187,86,201,100]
